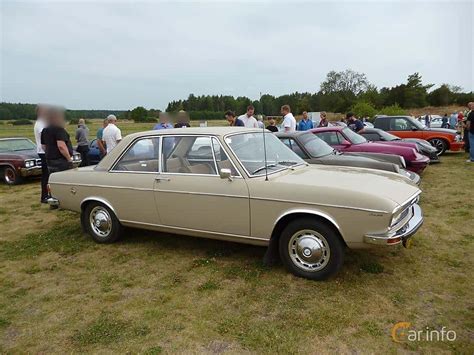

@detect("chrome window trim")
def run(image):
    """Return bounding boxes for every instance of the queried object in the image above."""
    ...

[54,182,154,191]
[154,189,247,199]
[223,131,305,178]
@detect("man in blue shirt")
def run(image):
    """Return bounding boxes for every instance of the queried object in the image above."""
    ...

[154,113,174,130]
[347,112,364,132]
[298,111,314,131]
[225,110,244,126]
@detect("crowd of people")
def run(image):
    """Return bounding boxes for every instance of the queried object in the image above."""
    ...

[32,101,474,202]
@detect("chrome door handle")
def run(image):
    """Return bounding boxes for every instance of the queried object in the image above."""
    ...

[155,176,171,182]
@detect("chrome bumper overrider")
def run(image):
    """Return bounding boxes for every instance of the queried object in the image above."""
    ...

[364,204,423,246]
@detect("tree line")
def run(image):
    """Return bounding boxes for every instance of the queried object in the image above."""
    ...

[1,70,472,122]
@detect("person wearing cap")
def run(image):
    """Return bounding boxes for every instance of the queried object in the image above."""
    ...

[281,105,296,132]
[298,111,314,131]
[75,118,90,166]
[102,114,122,153]
[237,105,259,128]
[154,113,173,130]
[346,112,364,132]
[225,110,244,126]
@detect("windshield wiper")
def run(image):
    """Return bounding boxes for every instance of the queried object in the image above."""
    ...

[277,160,299,166]
[252,164,277,175]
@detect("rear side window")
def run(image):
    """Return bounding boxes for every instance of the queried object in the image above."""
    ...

[112,138,160,172]
[315,131,341,145]
[375,118,389,130]
[361,133,380,141]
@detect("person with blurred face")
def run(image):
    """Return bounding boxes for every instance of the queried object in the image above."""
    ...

[102,114,122,154]
[318,112,329,127]
[281,105,296,132]
[266,116,278,132]
[466,102,474,163]
[154,113,173,130]
[41,106,74,173]
[298,111,314,131]
[225,110,244,126]
[174,110,191,128]
[237,105,258,128]
[34,104,50,203]
[96,118,108,158]
[346,112,364,132]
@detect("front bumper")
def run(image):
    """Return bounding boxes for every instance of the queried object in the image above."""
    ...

[407,157,429,173]
[364,204,423,246]
[19,166,42,177]
[449,141,464,152]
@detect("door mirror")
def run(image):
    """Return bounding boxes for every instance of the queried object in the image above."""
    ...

[219,168,232,181]
[341,140,351,146]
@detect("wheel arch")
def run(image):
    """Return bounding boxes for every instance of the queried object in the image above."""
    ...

[80,197,117,216]
[263,209,347,266]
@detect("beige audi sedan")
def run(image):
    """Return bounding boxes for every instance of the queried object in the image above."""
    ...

[48,127,423,280]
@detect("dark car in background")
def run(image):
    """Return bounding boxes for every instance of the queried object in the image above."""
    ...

[0,137,81,185]
[359,127,439,163]
[276,131,420,185]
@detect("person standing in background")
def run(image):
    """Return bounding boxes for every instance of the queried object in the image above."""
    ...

[102,115,122,153]
[266,116,279,132]
[237,105,259,128]
[96,118,108,158]
[347,112,364,132]
[441,113,449,128]
[41,106,74,173]
[318,112,329,127]
[75,118,90,166]
[34,104,50,203]
[225,110,244,126]
[449,112,458,130]
[256,115,265,129]
[154,113,173,130]
[174,110,191,128]
[281,105,296,132]
[466,102,474,163]
[424,114,431,128]
[298,111,314,131]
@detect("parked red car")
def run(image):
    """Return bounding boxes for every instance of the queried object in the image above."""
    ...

[310,127,429,173]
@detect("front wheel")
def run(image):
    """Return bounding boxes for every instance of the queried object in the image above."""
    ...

[279,218,344,280]
[83,202,123,243]
[428,138,447,156]
[3,166,23,185]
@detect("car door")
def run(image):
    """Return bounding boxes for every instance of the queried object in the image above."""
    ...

[388,117,418,139]
[154,135,250,236]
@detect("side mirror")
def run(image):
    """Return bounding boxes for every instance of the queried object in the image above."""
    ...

[219,168,232,181]
[341,140,351,146]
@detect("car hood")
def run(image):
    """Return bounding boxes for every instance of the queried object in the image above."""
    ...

[0,149,38,160]
[256,164,420,213]
[425,127,458,135]
[309,154,398,173]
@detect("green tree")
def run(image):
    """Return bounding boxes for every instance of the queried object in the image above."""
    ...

[379,104,407,116]
[130,106,150,122]
[351,101,376,119]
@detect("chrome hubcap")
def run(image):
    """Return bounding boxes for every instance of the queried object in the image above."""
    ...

[288,229,330,272]
[5,168,14,183]
[89,206,112,238]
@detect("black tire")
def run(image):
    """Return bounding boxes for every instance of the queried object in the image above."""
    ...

[279,218,344,280]
[428,138,447,156]
[83,202,123,243]
[3,166,23,185]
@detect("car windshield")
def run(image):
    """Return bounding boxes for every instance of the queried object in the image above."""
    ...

[226,132,305,176]
[342,127,367,144]
[406,117,425,130]
[0,139,36,152]
[377,129,400,141]
[299,133,335,158]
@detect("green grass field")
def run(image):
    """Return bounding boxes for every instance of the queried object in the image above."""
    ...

[0,122,473,353]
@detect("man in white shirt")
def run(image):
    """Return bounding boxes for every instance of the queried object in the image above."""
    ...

[237,105,259,128]
[34,104,50,203]
[102,114,122,153]
[281,105,296,132]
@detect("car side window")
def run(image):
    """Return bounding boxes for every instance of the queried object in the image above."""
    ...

[162,136,217,175]
[212,137,239,176]
[315,132,341,145]
[288,139,307,158]
[390,118,409,131]
[362,133,380,141]
[112,138,160,172]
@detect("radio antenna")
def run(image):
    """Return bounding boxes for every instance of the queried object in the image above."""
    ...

[260,92,269,181]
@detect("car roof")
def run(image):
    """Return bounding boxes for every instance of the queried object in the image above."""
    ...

[274,131,312,138]
[124,127,262,140]
[309,126,343,132]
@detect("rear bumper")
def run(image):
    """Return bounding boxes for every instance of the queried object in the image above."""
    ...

[448,141,464,152]
[19,166,42,177]
[364,204,423,246]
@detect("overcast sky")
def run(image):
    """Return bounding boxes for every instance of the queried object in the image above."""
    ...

[1,0,473,110]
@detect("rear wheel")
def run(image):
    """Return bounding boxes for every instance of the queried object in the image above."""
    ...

[3,166,23,185]
[279,218,344,280]
[83,202,123,243]
[428,138,447,156]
